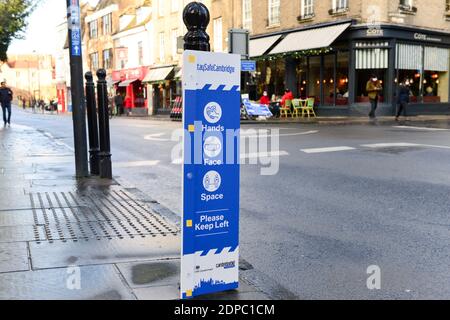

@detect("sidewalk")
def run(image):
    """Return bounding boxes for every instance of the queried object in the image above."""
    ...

[0,123,269,300]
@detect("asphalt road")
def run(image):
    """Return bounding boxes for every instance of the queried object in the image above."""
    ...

[10,108,450,300]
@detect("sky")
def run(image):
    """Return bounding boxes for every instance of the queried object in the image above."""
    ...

[8,0,99,55]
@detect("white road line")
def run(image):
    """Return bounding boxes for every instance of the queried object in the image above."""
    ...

[242,130,319,138]
[172,150,289,164]
[241,150,289,159]
[144,133,170,141]
[361,143,421,148]
[419,144,450,150]
[301,146,356,154]
[114,160,160,168]
[393,126,449,132]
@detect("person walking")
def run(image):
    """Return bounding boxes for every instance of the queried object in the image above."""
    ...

[396,80,411,122]
[124,95,132,116]
[114,92,124,116]
[0,81,13,126]
[366,75,382,119]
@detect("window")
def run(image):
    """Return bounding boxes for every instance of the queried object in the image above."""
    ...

[102,14,112,35]
[171,0,179,13]
[213,17,223,52]
[89,20,98,39]
[138,42,143,66]
[446,0,450,12]
[103,49,112,69]
[399,0,417,12]
[158,0,165,17]
[242,0,252,31]
[159,32,165,62]
[171,29,179,60]
[90,52,99,71]
[331,0,348,13]
[268,0,280,26]
[301,0,314,17]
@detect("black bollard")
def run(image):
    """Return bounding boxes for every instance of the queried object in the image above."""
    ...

[96,69,112,179]
[84,72,100,176]
[183,2,210,52]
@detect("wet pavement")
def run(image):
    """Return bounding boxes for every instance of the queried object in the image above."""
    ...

[0,123,268,300]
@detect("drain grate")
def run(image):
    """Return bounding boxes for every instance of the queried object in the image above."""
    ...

[29,189,179,243]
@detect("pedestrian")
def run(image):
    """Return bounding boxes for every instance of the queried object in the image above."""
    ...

[366,75,383,119]
[396,80,411,122]
[259,91,271,105]
[114,92,124,116]
[22,97,26,110]
[124,95,132,116]
[0,81,13,126]
[281,89,293,108]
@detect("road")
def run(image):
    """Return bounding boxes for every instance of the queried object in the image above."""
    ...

[10,107,450,299]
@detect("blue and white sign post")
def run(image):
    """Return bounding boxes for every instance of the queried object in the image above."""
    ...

[181,49,241,299]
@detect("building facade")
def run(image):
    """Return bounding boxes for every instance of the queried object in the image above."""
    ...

[0,54,56,105]
[221,0,450,116]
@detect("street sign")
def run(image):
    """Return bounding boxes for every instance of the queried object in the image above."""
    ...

[241,60,256,72]
[181,50,241,299]
[68,2,82,57]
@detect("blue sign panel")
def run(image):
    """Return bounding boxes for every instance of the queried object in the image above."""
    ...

[181,51,241,299]
[68,1,82,57]
[242,99,273,117]
[71,29,82,56]
[241,60,256,72]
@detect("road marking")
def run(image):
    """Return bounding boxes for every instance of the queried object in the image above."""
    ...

[114,160,160,168]
[242,130,319,138]
[241,150,289,159]
[144,133,170,141]
[301,146,356,154]
[361,143,421,148]
[172,150,289,164]
[419,144,450,150]
[393,126,449,132]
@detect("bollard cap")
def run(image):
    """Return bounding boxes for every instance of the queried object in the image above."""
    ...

[85,71,93,82]
[183,2,210,52]
[96,69,107,81]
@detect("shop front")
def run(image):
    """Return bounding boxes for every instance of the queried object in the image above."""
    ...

[249,21,450,116]
[112,66,149,115]
[142,65,177,115]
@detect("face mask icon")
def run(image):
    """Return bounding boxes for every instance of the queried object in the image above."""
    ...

[204,136,222,158]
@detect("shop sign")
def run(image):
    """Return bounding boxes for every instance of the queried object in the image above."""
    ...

[241,60,256,72]
[366,28,384,37]
[181,50,241,299]
[414,33,442,43]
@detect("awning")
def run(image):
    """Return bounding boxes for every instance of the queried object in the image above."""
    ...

[424,47,449,72]
[118,79,138,87]
[249,35,282,57]
[143,66,174,83]
[268,23,351,55]
[111,80,121,86]
[174,69,182,79]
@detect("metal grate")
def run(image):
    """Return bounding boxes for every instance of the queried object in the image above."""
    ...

[29,189,179,244]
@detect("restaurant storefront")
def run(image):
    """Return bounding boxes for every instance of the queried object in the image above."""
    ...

[143,65,177,115]
[112,66,149,115]
[249,21,450,116]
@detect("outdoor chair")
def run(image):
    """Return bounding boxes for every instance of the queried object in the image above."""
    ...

[280,99,292,118]
[302,98,317,118]
[292,99,302,118]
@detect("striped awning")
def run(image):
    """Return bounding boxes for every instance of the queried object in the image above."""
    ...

[118,79,138,87]
[424,47,449,72]
[142,66,174,83]
[396,44,422,70]
[249,35,282,57]
[355,42,389,69]
[268,22,351,55]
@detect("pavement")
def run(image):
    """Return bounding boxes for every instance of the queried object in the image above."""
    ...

[0,118,270,300]
[4,107,450,300]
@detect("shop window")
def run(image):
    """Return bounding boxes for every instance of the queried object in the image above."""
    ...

[424,47,449,103]
[336,51,349,105]
[308,56,321,102]
[295,57,308,99]
[323,55,335,106]
[256,59,285,99]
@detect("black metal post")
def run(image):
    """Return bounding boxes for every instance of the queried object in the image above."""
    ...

[96,69,112,179]
[66,0,89,178]
[84,72,100,176]
[183,2,211,51]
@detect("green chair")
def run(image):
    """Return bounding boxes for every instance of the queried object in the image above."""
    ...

[292,99,302,118]
[280,100,292,118]
[302,98,317,118]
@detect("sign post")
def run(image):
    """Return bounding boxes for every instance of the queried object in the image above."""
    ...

[180,2,241,299]
[66,0,89,178]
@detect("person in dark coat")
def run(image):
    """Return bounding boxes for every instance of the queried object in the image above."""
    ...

[114,92,124,115]
[0,81,13,126]
[396,81,411,121]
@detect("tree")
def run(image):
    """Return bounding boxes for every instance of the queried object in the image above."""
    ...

[0,0,37,62]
